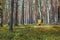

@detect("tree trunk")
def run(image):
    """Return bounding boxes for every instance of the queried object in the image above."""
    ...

[29,0,33,24]
[9,0,14,31]
[21,0,24,24]
[0,0,4,27]
[15,0,18,26]
[0,8,3,27]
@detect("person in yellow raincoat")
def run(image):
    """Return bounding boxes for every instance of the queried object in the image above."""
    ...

[37,19,41,25]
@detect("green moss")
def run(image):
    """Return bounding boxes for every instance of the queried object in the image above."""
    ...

[0,27,60,40]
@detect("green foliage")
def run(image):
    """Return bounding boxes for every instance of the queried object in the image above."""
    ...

[0,25,60,40]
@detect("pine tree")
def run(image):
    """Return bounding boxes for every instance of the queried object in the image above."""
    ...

[15,0,18,26]
[9,0,14,31]
[21,0,24,24]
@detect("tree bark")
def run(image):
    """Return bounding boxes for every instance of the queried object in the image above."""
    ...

[15,0,18,26]
[9,0,14,31]
[21,0,24,24]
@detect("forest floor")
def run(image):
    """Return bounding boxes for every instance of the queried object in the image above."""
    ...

[0,24,60,40]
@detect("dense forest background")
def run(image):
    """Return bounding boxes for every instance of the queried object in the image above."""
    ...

[0,0,60,25]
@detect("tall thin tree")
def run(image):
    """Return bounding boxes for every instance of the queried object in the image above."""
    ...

[15,0,18,26]
[21,0,24,24]
[29,0,33,24]
[0,8,3,27]
[0,0,4,27]
[9,0,14,31]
